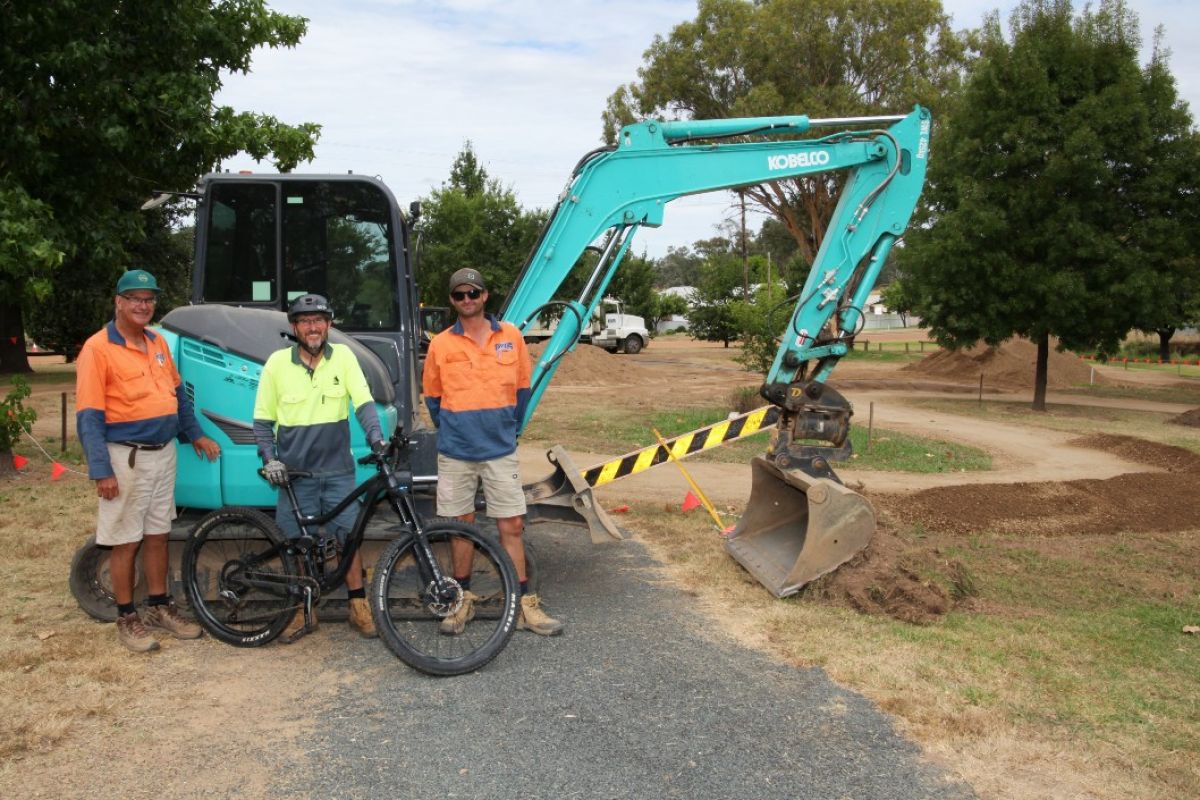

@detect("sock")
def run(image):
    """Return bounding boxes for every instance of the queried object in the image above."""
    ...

[147,594,170,607]
[347,587,366,600]
[519,580,529,596]
[117,602,137,617]
[455,575,471,592]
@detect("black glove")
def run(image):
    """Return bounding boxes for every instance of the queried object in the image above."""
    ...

[263,458,289,487]
[370,439,388,457]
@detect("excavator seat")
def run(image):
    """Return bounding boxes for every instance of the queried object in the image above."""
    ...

[724,457,874,598]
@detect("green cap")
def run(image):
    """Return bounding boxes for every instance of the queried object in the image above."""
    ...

[115,269,160,294]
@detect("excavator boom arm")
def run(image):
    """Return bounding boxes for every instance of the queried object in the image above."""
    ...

[501,106,931,429]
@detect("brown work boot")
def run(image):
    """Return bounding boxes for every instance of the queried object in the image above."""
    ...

[281,605,318,643]
[116,611,160,653]
[142,601,202,640]
[517,594,564,636]
[438,591,479,636]
[348,597,377,638]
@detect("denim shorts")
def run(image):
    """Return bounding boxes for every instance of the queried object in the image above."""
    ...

[275,471,359,544]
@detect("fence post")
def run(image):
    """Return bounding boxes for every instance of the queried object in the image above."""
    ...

[978,373,984,406]
[867,402,874,454]
[61,392,67,452]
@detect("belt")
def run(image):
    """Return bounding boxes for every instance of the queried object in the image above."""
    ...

[115,441,170,469]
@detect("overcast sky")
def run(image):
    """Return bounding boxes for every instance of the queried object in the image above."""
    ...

[216,0,1200,258]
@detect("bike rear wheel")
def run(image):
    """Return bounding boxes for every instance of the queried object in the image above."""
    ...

[372,521,519,676]
[183,506,299,647]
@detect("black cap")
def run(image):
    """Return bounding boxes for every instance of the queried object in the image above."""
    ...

[449,268,486,292]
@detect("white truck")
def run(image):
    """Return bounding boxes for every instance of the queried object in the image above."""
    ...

[523,299,650,354]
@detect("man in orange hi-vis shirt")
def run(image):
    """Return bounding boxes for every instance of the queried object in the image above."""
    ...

[76,269,221,653]
[422,267,563,638]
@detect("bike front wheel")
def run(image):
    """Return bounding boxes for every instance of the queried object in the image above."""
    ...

[183,506,299,647]
[372,521,519,676]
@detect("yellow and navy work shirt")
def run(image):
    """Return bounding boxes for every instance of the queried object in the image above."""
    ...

[252,343,382,475]
[75,322,204,480]
[422,314,532,462]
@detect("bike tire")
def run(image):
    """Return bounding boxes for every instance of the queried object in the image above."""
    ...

[183,506,299,647]
[371,520,519,676]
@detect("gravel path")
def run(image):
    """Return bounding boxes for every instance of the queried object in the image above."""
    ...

[273,523,975,800]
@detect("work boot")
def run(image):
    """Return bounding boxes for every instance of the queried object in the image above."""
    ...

[439,591,479,636]
[517,594,564,636]
[116,611,160,653]
[348,597,377,638]
[142,601,202,640]
[281,605,317,644]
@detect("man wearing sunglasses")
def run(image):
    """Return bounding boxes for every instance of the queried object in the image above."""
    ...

[423,268,563,637]
[76,269,221,652]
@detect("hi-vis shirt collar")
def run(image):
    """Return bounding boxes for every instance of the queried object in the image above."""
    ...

[105,320,159,346]
[450,313,502,336]
[290,342,334,365]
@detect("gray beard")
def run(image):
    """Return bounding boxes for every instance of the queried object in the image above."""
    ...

[301,338,326,357]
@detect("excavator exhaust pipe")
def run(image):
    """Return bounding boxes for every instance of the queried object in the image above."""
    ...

[724,456,874,598]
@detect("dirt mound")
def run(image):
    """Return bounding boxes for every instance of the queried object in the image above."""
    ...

[875,472,1200,536]
[806,525,953,624]
[528,342,654,386]
[904,337,1098,389]
[1169,407,1200,428]
[1068,433,1200,472]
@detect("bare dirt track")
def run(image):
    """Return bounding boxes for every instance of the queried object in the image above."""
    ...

[521,336,1200,624]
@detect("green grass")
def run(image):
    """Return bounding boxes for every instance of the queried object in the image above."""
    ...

[527,404,991,472]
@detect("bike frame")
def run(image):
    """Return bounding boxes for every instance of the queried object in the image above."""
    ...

[259,442,451,605]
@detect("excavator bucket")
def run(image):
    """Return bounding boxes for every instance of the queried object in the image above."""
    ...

[724,456,874,598]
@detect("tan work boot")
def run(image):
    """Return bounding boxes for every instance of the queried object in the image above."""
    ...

[116,611,160,653]
[517,594,563,636]
[439,591,479,636]
[348,597,377,638]
[142,601,202,640]
[281,605,317,643]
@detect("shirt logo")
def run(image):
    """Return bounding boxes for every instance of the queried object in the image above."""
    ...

[495,342,514,353]
[155,352,165,366]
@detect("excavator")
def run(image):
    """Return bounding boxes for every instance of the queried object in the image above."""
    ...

[69,105,930,617]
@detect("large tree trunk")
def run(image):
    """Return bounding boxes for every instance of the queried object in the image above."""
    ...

[0,301,32,374]
[1032,332,1049,412]
[1157,327,1175,362]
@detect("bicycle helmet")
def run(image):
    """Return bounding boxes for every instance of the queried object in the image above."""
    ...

[287,293,334,322]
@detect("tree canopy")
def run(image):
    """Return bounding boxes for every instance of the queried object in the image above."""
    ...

[414,142,546,310]
[1,0,321,369]
[604,0,967,268]
[896,0,1196,409]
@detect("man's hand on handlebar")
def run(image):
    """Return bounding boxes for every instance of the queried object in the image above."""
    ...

[263,458,289,486]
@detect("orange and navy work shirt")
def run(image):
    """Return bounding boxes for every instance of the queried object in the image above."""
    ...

[422,314,531,462]
[75,321,204,479]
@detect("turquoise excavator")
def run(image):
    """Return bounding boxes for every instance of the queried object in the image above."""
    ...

[69,106,930,617]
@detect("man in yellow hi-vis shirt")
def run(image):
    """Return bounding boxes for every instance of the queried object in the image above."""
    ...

[253,294,385,642]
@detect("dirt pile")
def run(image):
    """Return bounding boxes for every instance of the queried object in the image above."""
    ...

[904,337,1098,389]
[806,525,954,624]
[875,471,1200,537]
[1068,433,1200,472]
[1169,407,1200,428]
[528,342,654,385]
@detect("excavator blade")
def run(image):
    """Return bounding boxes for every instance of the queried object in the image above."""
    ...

[724,456,874,598]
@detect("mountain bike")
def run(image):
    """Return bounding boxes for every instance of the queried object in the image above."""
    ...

[182,429,520,676]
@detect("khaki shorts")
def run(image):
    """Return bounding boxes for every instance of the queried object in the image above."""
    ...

[436,452,526,520]
[95,443,178,546]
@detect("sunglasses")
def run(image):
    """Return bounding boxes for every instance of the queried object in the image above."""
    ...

[451,289,483,301]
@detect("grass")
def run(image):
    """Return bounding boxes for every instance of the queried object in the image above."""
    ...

[627,504,1200,799]
[526,403,991,472]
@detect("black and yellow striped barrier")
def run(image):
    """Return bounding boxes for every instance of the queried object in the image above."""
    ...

[582,405,781,488]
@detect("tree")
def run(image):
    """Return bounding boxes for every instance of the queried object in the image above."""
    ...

[897,0,1171,410]
[1128,32,1200,361]
[687,247,745,347]
[415,143,547,310]
[1,1,321,372]
[604,0,967,268]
